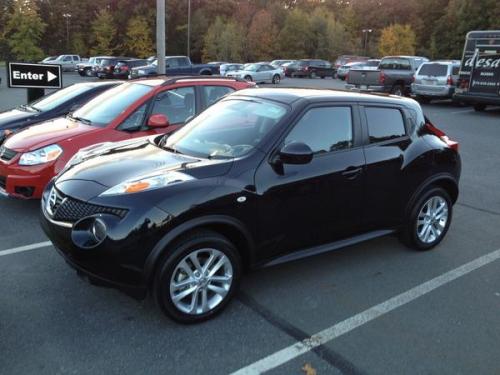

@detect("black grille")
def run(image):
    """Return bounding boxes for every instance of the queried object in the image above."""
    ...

[53,195,128,223]
[0,146,17,162]
[0,176,6,190]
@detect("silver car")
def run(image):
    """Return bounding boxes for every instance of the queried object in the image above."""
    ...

[220,63,244,76]
[226,63,284,84]
[412,60,460,102]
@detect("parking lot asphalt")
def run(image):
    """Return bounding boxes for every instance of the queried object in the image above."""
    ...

[1,70,500,375]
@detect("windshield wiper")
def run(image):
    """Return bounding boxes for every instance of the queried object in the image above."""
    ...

[18,104,41,113]
[67,113,92,125]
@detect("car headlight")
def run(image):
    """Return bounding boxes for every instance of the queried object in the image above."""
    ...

[100,171,195,196]
[138,70,145,75]
[19,144,63,166]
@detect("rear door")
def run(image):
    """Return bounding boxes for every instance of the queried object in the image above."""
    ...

[254,103,366,260]
[360,104,411,229]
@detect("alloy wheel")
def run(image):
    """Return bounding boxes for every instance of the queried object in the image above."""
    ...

[416,196,449,244]
[169,248,233,315]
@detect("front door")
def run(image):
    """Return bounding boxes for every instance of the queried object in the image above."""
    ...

[254,104,366,262]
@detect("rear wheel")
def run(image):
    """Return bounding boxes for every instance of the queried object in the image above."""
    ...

[310,71,317,79]
[391,84,404,96]
[473,103,486,112]
[154,230,241,323]
[272,74,281,84]
[85,68,93,77]
[400,187,452,250]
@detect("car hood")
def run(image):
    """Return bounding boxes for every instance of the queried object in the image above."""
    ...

[4,117,100,152]
[57,138,233,189]
[0,108,34,129]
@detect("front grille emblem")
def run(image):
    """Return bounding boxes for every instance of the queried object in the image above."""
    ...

[46,187,57,216]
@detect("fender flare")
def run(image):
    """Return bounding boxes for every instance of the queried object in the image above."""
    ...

[143,215,256,283]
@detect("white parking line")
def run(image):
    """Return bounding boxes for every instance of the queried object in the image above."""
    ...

[232,248,500,375]
[0,241,52,257]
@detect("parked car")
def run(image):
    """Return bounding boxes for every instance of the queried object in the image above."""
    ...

[219,63,244,77]
[226,63,284,83]
[289,59,336,78]
[0,82,120,145]
[96,57,133,79]
[39,56,58,64]
[411,60,461,103]
[113,59,148,79]
[338,59,381,80]
[77,56,107,77]
[270,59,295,68]
[130,56,220,78]
[334,55,370,70]
[39,88,460,323]
[47,55,84,71]
[454,30,500,111]
[346,56,429,95]
[0,77,254,199]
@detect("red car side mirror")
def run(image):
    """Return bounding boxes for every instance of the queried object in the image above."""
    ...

[147,114,170,128]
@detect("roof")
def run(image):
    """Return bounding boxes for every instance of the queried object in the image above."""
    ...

[231,88,417,106]
[129,75,249,86]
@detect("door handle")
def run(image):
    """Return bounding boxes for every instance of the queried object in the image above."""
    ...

[341,167,363,179]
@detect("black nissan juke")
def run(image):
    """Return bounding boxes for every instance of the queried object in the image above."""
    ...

[40,88,461,323]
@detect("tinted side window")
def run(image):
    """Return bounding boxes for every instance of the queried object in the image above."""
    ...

[365,107,406,143]
[285,107,353,154]
[202,86,235,107]
[379,58,411,70]
[151,86,195,124]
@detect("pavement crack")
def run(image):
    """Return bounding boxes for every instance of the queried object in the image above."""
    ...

[237,291,367,375]
[457,202,500,217]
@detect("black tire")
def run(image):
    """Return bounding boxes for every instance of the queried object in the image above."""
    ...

[399,187,452,251]
[272,74,280,84]
[244,75,253,82]
[473,103,486,112]
[320,76,325,79]
[154,230,242,323]
[310,71,317,79]
[391,84,404,96]
[416,95,431,104]
[85,68,93,77]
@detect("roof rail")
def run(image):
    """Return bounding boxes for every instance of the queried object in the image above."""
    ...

[128,74,247,85]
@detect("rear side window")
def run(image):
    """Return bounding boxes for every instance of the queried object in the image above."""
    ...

[418,64,448,76]
[379,58,411,70]
[202,86,235,107]
[365,107,406,143]
[285,107,353,154]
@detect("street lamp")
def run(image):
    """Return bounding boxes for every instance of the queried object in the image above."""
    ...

[362,29,373,56]
[187,0,191,58]
[62,13,72,50]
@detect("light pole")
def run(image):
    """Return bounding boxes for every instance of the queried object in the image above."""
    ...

[187,0,191,58]
[62,13,71,50]
[362,29,372,56]
[156,0,166,74]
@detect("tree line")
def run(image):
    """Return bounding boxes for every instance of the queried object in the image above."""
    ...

[1,0,499,63]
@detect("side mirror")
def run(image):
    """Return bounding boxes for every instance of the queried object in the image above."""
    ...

[147,113,170,128]
[279,142,313,165]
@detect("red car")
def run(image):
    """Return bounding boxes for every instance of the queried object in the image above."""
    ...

[0,76,254,199]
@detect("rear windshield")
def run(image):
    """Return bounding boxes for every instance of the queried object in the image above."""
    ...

[379,58,411,70]
[418,63,448,76]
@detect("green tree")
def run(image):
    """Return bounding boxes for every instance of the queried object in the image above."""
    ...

[278,9,312,58]
[247,9,278,61]
[378,24,416,56]
[90,9,116,55]
[4,0,46,61]
[125,16,154,58]
[202,17,246,62]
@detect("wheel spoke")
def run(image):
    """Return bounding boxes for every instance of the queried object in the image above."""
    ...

[171,278,194,291]
[200,289,208,313]
[172,285,197,302]
[202,252,216,274]
[208,283,228,297]
[178,260,194,278]
[188,289,200,313]
[209,275,232,283]
[208,256,226,277]
[189,252,203,272]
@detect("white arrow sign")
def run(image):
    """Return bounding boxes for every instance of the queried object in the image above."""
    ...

[47,71,57,82]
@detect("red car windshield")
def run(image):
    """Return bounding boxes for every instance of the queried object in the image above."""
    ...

[71,83,153,127]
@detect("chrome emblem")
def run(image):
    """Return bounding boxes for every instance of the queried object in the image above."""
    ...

[46,187,57,216]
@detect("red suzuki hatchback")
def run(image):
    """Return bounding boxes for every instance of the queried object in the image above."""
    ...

[0,77,254,199]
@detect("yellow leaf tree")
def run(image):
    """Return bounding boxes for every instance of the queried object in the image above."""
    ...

[378,24,416,56]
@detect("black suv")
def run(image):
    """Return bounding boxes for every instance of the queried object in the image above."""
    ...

[289,59,336,78]
[113,59,147,79]
[40,89,460,323]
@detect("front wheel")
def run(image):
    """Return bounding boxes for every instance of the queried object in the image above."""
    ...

[309,71,317,79]
[400,187,452,250]
[244,75,253,82]
[272,74,281,84]
[473,103,486,112]
[154,230,241,323]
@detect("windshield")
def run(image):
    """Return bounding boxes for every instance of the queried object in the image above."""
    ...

[165,99,288,159]
[100,59,116,66]
[28,84,94,112]
[72,83,152,127]
[418,63,448,76]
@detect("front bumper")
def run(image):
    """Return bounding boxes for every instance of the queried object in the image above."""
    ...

[39,183,173,299]
[0,159,55,199]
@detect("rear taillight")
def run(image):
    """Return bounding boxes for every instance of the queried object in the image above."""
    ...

[379,71,385,84]
[425,121,459,151]
[446,75,453,86]
[345,72,349,81]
